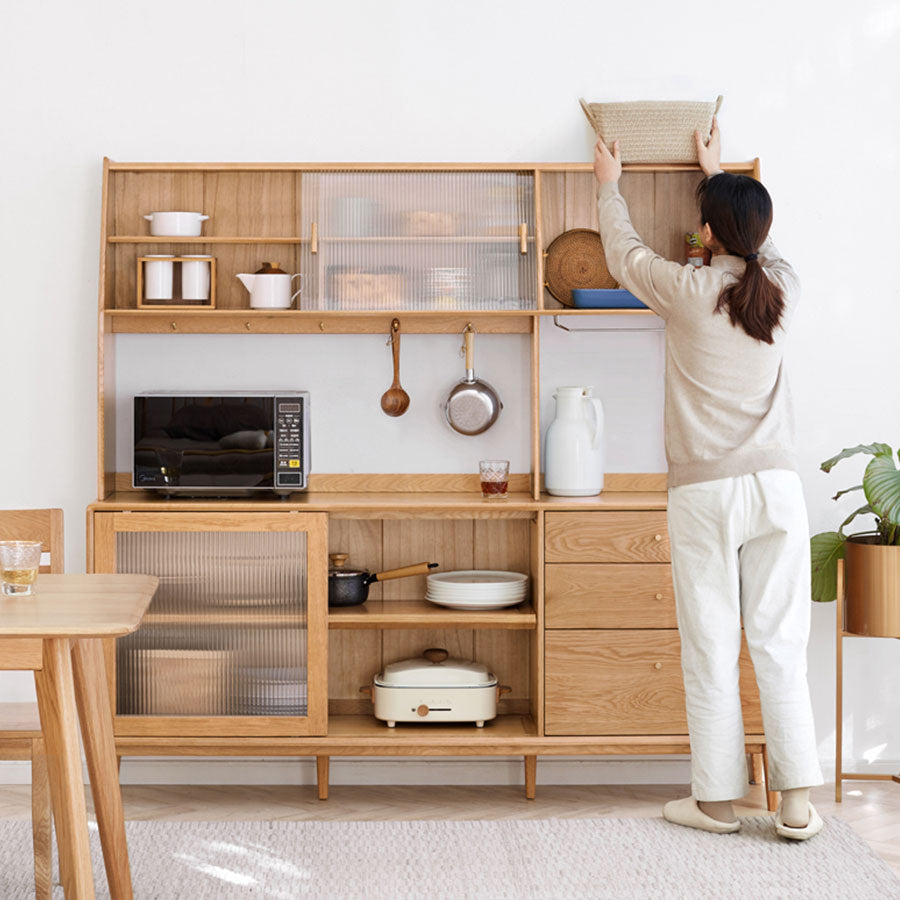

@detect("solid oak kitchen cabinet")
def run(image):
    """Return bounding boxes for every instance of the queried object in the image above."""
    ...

[88,158,777,808]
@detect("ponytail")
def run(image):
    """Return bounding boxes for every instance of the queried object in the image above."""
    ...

[697,174,785,345]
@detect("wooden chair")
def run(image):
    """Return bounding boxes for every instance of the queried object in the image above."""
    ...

[0,508,64,900]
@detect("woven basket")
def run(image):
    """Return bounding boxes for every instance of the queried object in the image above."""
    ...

[579,96,723,164]
[544,229,616,307]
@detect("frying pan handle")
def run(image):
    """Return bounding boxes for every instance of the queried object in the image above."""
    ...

[372,561,439,582]
[464,324,474,374]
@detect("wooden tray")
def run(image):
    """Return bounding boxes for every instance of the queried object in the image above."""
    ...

[544,229,616,307]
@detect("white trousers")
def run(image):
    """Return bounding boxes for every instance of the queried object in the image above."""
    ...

[667,469,824,801]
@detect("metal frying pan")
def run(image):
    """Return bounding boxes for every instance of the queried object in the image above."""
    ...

[443,325,502,435]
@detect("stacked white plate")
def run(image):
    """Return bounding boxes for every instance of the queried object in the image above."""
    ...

[425,570,529,611]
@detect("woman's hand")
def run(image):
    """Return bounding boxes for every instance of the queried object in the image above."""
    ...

[593,136,622,186]
[695,116,721,177]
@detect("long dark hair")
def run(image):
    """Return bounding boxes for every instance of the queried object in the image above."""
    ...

[697,173,785,344]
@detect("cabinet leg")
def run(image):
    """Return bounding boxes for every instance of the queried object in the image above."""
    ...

[749,752,764,786]
[761,745,778,813]
[316,756,329,801]
[524,756,536,800]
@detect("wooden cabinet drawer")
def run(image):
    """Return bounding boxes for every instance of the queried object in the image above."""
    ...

[545,630,763,736]
[545,564,675,628]
[545,512,670,563]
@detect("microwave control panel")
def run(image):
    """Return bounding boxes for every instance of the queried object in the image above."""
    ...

[274,397,307,488]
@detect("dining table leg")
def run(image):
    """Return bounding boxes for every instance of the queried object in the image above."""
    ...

[35,638,96,899]
[72,638,133,900]
[30,735,53,900]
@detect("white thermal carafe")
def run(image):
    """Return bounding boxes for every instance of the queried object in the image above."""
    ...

[544,386,605,496]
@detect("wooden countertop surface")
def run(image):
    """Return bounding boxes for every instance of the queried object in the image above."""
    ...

[90,490,668,513]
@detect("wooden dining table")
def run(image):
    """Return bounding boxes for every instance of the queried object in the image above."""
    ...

[0,573,159,899]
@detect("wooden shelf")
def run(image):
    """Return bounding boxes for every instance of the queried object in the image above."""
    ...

[325,714,538,748]
[103,307,659,335]
[104,309,537,335]
[108,236,304,244]
[142,609,307,628]
[313,236,535,244]
[328,599,536,630]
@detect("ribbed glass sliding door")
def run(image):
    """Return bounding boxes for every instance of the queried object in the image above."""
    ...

[94,512,328,736]
[299,171,537,311]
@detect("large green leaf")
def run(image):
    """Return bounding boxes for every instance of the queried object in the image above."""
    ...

[820,443,893,473]
[863,454,900,526]
[839,504,874,534]
[810,531,846,603]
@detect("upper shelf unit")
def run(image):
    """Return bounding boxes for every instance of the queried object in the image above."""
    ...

[100,159,758,334]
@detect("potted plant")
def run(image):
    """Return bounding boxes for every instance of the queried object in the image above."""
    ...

[810,442,900,636]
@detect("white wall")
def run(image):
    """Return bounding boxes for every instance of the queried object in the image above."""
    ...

[2,0,898,779]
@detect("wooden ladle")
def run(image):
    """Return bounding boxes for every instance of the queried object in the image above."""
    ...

[381,318,410,417]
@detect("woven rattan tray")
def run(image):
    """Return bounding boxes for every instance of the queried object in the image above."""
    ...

[579,96,723,164]
[544,229,617,307]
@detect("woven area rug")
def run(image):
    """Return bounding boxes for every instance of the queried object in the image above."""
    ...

[0,816,897,899]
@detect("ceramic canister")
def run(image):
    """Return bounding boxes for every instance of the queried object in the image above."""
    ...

[181,255,212,300]
[144,255,174,300]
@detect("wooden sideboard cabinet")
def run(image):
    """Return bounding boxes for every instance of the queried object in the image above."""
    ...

[89,157,777,809]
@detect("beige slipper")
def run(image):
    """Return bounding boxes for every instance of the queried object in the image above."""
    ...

[662,796,741,834]
[775,801,824,840]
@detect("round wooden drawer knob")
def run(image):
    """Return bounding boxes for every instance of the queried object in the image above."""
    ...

[417,704,429,717]
[654,534,662,542]
[655,593,663,600]
[654,662,662,670]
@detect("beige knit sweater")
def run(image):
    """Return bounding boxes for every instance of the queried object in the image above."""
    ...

[596,180,800,489]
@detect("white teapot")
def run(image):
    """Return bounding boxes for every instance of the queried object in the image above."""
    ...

[237,263,303,309]
[544,386,605,496]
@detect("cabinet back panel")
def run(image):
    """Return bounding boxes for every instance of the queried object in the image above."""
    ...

[110,171,300,238]
[328,518,533,706]
[539,171,704,309]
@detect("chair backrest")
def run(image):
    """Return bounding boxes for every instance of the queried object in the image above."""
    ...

[0,509,64,574]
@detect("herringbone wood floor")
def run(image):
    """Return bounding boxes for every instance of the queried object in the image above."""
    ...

[0,781,897,877]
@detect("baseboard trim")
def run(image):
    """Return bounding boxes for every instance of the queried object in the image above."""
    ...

[2,756,895,787]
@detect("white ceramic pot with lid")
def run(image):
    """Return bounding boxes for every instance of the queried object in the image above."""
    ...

[544,385,605,496]
[237,262,304,309]
[143,211,209,236]
[366,648,509,728]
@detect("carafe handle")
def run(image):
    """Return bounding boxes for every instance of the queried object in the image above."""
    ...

[585,396,605,449]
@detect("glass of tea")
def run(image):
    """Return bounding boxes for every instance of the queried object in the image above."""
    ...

[0,541,43,596]
[479,459,510,499]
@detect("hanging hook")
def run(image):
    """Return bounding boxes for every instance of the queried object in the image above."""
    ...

[386,317,401,346]
[459,321,475,356]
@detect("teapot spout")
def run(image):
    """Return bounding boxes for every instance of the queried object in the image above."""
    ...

[236,274,254,292]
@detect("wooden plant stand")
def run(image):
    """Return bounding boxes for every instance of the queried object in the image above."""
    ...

[835,558,900,800]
